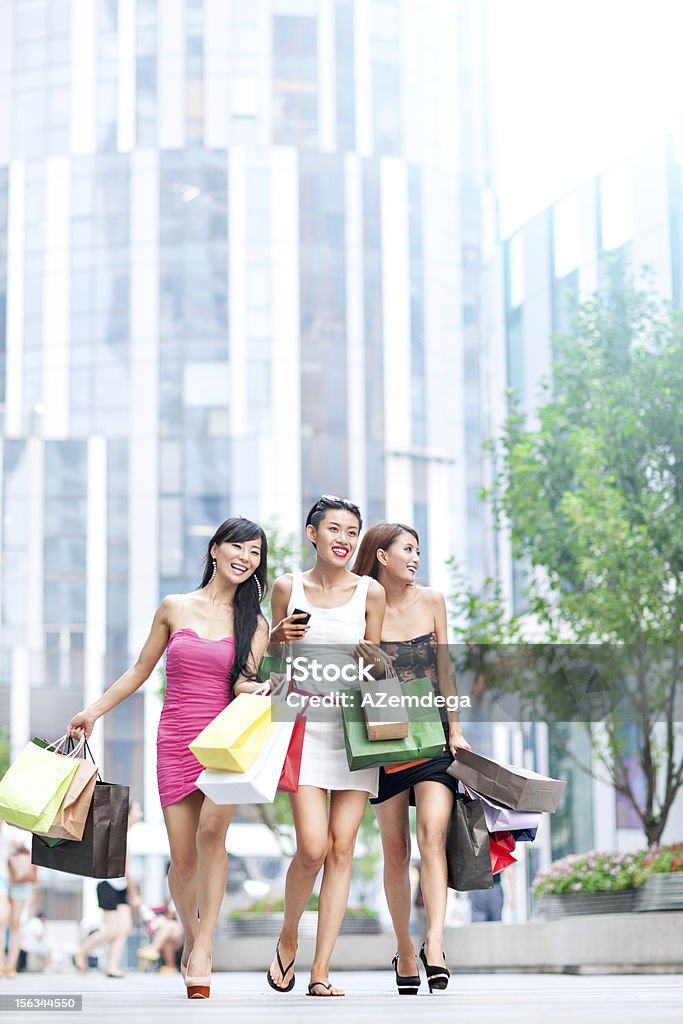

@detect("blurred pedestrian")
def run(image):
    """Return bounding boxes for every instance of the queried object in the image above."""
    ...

[0,822,11,975]
[20,911,53,972]
[138,903,183,972]
[72,802,142,978]
[4,833,38,977]
[469,873,504,922]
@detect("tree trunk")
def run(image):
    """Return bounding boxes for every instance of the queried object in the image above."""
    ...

[644,818,665,847]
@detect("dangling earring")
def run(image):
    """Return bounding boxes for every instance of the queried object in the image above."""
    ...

[210,558,217,582]
[253,574,263,602]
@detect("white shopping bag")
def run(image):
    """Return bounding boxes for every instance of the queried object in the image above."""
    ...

[196,720,295,805]
[463,785,542,833]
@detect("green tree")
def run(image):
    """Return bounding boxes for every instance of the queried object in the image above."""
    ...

[453,264,683,846]
[261,521,301,624]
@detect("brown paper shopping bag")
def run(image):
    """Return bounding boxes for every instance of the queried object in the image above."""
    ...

[33,738,99,842]
[360,667,409,741]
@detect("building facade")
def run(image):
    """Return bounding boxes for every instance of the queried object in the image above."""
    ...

[0,0,492,914]
[483,129,683,874]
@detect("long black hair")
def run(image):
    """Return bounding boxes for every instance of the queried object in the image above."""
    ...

[198,517,268,689]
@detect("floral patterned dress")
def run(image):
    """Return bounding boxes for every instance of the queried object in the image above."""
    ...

[370,632,460,806]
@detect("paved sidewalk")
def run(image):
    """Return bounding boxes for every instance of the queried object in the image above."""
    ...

[0,970,681,1024]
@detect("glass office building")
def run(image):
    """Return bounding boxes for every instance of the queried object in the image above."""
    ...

[484,129,683,868]
[0,0,492,911]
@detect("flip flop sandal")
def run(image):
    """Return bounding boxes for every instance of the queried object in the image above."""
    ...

[307,980,344,997]
[266,939,295,993]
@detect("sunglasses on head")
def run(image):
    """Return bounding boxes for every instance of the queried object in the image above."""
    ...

[306,494,362,527]
[316,494,360,512]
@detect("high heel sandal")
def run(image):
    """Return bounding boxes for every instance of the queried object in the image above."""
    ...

[180,949,191,981]
[184,951,211,999]
[419,942,450,992]
[266,939,296,993]
[392,953,421,995]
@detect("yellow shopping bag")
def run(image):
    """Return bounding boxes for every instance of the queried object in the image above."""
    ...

[189,693,276,772]
[0,740,79,833]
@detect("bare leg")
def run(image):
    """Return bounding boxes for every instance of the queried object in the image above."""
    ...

[104,905,132,976]
[268,786,328,988]
[414,781,454,965]
[0,891,9,972]
[159,923,183,967]
[185,796,235,979]
[6,898,27,973]
[75,909,122,966]
[309,789,369,996]
[162,791,203,972]
[374,790,417,976]
[150,919,180,953]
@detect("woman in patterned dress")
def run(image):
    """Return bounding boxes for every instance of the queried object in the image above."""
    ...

[352,522,471,994]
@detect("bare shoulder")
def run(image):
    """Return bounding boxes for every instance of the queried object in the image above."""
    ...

[272,573,294,597]
[366,577,385,602]
[157,593,184,623]
[418,587,446,611]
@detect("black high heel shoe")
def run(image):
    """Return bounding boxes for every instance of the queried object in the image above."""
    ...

[392,952,421,995]
[419,942,450,992]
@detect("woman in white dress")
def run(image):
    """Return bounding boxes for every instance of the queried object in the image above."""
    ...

[263,496,385,996]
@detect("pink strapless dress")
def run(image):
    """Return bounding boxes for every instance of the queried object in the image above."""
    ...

[157,628,235,808]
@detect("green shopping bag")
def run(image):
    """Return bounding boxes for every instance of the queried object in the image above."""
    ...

[341,677,446,770]
[258,651,288,682]
[0,739,79,832]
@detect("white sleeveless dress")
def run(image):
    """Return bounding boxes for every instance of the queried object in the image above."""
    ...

[287,572,379,796]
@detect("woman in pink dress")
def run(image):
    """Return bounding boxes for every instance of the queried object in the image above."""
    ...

[68,517,269,999]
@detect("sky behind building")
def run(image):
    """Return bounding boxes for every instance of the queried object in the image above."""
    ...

[490,0,683,237]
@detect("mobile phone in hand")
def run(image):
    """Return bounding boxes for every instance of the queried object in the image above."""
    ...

[291,607,311,625]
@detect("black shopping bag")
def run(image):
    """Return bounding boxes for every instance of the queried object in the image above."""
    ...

[31,779,129,878]
[446,797,493,892]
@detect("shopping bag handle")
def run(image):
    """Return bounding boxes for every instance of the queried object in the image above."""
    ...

[64,735,99,769]
[45,734,85,755]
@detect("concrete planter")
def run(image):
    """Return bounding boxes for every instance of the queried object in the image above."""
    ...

[213,912,683,972]
[225,909,381,937]
[535,889,638,920]
[636,872,683,912]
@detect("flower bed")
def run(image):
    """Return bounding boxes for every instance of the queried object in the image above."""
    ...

[532,843,683,918]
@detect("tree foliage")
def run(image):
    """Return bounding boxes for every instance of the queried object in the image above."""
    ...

[452,264,683,844]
